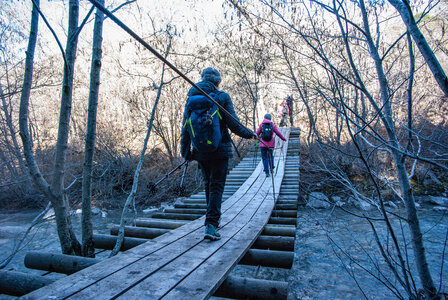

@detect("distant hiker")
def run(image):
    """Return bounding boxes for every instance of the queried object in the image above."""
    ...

[181,67,255,241]
[279,100,289,127]
[256,114,287,177]
[285,95,294,126]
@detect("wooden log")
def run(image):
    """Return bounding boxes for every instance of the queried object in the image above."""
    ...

[262,225,296,237]
[271,210,297,218]
[253,236,295,251]
[275,203,298,210]
[214,275,287,300]
[93,234,147,250]
[151,212,201,220]
[24,251,100,274]
[276,199,298,204]
[163,208,206,215]
[110,225,169,239]
[181,199,206,204]
[174,203,207,209]
[239,249,293,268]
[0,270,54,296]
[269,217,297,225]
[135,219,187,229]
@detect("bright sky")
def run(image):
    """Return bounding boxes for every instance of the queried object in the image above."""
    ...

[32,0,228,52]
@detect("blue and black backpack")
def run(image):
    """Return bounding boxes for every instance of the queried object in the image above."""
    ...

[261,122,274,141]
[184,92,223,153]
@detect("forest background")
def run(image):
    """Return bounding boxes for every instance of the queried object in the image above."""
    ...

[1,0,447,210]
[1,0,448,297]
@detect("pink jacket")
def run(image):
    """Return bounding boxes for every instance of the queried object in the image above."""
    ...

[256,119,286,148]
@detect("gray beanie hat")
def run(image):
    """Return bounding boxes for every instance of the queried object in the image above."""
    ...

[201,67,222,84]
[264,113,272,120]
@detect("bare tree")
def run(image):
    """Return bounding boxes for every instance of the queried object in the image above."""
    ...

[81,0,105,258]
[20,0,82,255]
[110,41,172,257]
[228,0,446,298]
[0,3,34,195]
[218,32,271,131]
[388,0,448,98]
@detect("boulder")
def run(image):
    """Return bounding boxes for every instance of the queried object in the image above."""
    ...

[427,196,448,207]
[331,196,342,202]
[331,196,346,207]
[73,208,104,215]
[414,196,425,203]
[356,200,373,211]
[142,207,158,214]
[416,195,448,206]
[423,170,442,186]
[433,206,448,212]
[174,198,185,206]
[417,166,442,186]
[349,196,373,211]
[385,201,398,209]
[91,207,102,215]
[335,200,346,207]
[160,202,173,210]
[307,192,331,209]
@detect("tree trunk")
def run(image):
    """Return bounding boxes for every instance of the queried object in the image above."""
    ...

[49,0,81,255]
[388,0,448,98]
[281,48,320,143]
[82,0,104,258]
[110,41,172,257]
[359,0,437,297]
[19,1,52,198]
[0,86,31,189]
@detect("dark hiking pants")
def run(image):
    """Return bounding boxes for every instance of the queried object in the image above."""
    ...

[280,114,288,127]
[288,104,294,126]
[260,147,274,175]
[198,158,229,228]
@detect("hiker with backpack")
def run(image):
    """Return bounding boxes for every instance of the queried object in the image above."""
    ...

[180,67,256,241]
[279,100,289,127]
[256,114,287,177]
[285,95,294,126]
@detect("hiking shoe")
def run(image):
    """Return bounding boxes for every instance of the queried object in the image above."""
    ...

[204,224,221,241]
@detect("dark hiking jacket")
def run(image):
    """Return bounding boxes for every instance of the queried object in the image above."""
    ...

[180,80,253,161]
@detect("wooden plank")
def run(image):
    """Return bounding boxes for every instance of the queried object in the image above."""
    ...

[161,130,289,299]
[117,178,274,299]
[163,213,272,299]
[162,181,281,299]
[65,172,269,299]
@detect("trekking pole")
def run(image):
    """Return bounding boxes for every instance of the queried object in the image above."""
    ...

[230,139,241,159]
[178,160,189,196]
[268,147,276,199]
[87,0,270,148]
[253,139,258,168]
[148,160,188,193]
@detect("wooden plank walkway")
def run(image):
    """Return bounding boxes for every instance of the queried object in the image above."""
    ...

[23,128,290,300]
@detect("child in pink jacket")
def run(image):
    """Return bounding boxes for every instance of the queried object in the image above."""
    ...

[256,114,287,177]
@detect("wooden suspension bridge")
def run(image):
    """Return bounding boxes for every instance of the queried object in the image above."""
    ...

[1,127,301,299]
